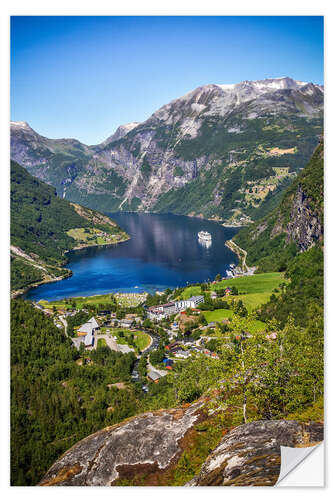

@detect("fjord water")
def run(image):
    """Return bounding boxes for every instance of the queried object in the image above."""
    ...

[25,213,239,301]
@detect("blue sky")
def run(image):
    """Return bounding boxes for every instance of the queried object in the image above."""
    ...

[11,16,323,145]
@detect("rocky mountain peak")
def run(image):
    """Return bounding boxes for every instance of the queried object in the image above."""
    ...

[10,120,32,130]
[10,77,323,221]
[101,122,140,146]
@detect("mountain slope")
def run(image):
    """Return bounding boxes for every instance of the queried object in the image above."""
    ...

[233,140,323,272]
[11,77,323,223]
[10,161,129,293]
[232,141,323,328]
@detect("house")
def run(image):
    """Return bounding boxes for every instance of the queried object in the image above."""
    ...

[77,317,99,336]
[190,308,201,315]
[125,313,137,319]
[147,370,162,383]
[75,316,99,347]
[88,317,99,330]
[174,350,191,359]
[77,323,94,337]
[147,296,204,321]
[211,291,217,300]
[120,319,133,328]
[84,332,94,347]
[224,287,232,296]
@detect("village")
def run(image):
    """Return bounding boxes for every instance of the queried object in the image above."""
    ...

[33,271,284,388]
[33,285,239,386]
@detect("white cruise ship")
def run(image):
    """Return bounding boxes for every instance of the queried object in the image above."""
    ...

[198,231,212,242]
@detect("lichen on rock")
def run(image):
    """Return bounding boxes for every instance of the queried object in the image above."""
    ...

[40,402,204,486]
[187,420,323,486]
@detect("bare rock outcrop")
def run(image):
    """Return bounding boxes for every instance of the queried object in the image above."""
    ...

[187,420,323,486]
[285,185,323,251]
[40,405,323,487]
[40,402,204,486]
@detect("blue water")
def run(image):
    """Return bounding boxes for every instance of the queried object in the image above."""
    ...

[25,213,239,301]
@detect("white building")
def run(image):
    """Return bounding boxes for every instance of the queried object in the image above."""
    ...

[147,302,177,320]
[175,295,204,310]
[147,296,204,321]
[174,350,191,359]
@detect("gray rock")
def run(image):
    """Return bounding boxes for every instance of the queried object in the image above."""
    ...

[39,402,204,486]
[187,420,323,486]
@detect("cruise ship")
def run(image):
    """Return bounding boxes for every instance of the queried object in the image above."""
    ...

[198,231,212,242]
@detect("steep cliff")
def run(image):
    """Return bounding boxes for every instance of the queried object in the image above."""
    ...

[233,140,323,272]
[11,78,323,223]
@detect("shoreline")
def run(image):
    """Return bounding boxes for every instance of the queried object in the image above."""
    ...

[12,234,130,300]
[114,209,251,229]
[221,223,249,228]
[11,269,72,299]
[14,212,247,301]
[64,234,130,255]
[225,239,256,276]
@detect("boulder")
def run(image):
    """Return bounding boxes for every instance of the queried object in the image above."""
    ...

[187,420,323,486]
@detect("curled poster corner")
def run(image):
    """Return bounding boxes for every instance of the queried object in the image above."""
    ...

[276,442,324,487]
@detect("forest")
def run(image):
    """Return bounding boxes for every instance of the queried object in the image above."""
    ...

[10,160,127,291]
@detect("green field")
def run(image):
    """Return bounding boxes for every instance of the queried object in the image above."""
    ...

[181,273,285,312]
[203,308,266,333]
[203,309,233,322]
[38,293,115,310]
[181,273,285,299]
[67,227,116,246]
[219,273,286,294]
[39,291,147,311]
[99,327,151,352]
[240,318,266,333]
[231,292,273,311]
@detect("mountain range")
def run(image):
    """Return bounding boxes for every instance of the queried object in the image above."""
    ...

[11,77,323,224]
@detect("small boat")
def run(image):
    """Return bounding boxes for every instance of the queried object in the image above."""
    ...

[198,231,212,242]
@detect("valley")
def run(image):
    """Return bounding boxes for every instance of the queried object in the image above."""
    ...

[10,82,324,487]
